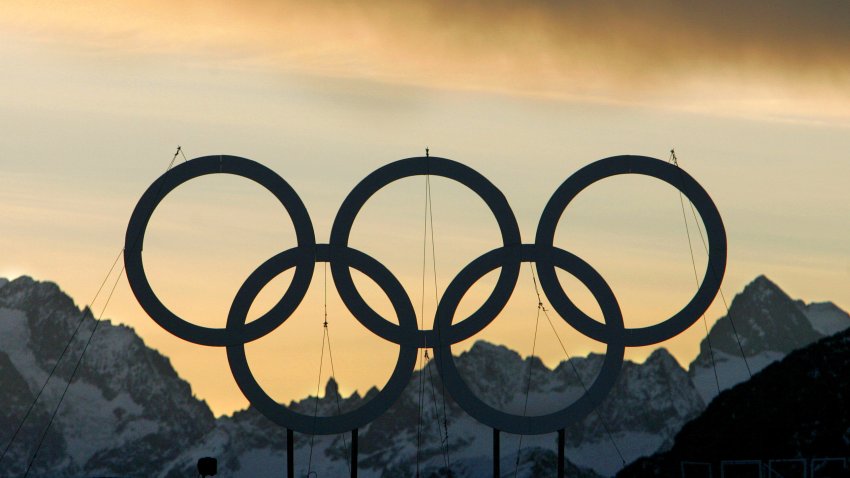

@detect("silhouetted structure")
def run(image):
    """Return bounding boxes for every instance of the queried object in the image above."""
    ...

[197,456,216,477]
[124,154,727,477]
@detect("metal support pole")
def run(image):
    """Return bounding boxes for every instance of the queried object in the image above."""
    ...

[493,428,500,478]
[557,429,565,478]
[351,428,358,478]
[287,429,294,478]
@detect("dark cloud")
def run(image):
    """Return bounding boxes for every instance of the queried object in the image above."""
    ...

[353,0,850,81]
[9,0,850,109]
[219,0,850,102]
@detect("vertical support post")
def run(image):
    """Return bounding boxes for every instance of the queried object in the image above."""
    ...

[493,428,500,478]
[557,429,565,478]
[351,428,358,478]
[287,428,294,478]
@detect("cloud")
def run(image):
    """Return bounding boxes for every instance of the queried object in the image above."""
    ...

[5,0,850,120]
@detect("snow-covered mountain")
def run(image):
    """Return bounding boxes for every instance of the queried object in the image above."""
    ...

[0,274,846,477]
[0,276,215,477]
[800,300,850,336]
[156,342,702,478]
[687,275,850,404]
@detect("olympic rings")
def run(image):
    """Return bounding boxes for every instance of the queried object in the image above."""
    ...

[124,154,726,436]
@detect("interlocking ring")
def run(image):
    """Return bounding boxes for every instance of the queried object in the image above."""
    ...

[432,244,625,436]
[535,156,726,347]
[124,156,316,347]
[226,244,418,434]
[125,154,726,436]
[329,157,522,348]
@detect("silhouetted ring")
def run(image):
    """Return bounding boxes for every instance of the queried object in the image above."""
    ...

[329,156,522,347]
[534,155,727,347]
[226,244,418,434]
[433,244,625,435]
[124,155,316,346]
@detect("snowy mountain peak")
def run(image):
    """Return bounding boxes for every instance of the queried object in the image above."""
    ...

[645,347,678,367]
[463,340,522,363]
[800,301,850,336]
[3,274,39,290]
[0,276,215,477]
[743,274,785,302]
[0,275,76,318]
[687,275,848,405]
[694,275,818,362]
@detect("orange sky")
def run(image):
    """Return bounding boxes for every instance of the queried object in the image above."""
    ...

[1,1,849,416]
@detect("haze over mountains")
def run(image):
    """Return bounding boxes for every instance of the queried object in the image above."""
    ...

[0,274,847,477]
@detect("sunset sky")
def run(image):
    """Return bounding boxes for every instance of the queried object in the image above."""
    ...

[2,1,849,416]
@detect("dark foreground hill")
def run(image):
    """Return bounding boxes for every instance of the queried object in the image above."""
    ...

[618,328,850,476]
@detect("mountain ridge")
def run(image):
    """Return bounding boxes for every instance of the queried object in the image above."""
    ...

[0,274,847,476]
[0,275,215,477]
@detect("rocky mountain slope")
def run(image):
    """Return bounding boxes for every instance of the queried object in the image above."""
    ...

[0,276,215,477]
[156,342,702,477]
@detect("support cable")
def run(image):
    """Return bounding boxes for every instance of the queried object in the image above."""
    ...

[415,348,426,478]
[323,263,351,475]
[668,150,722,396]
[528,264,626,466]
[669,150,751,379]
[178,146,189,164]
[306,316,327,476]
[0,251,122,466]
[415,166,453,476]
[24,266,125,477]
[512,291,542,478]
[424,356,449,471]
[425,172,452,471]
[416,166,453,476]
[165,145,188,172]
[8,146,185,472]
[415,171,429,478]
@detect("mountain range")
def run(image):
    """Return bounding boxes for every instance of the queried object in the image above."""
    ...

[0,274,847,477]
